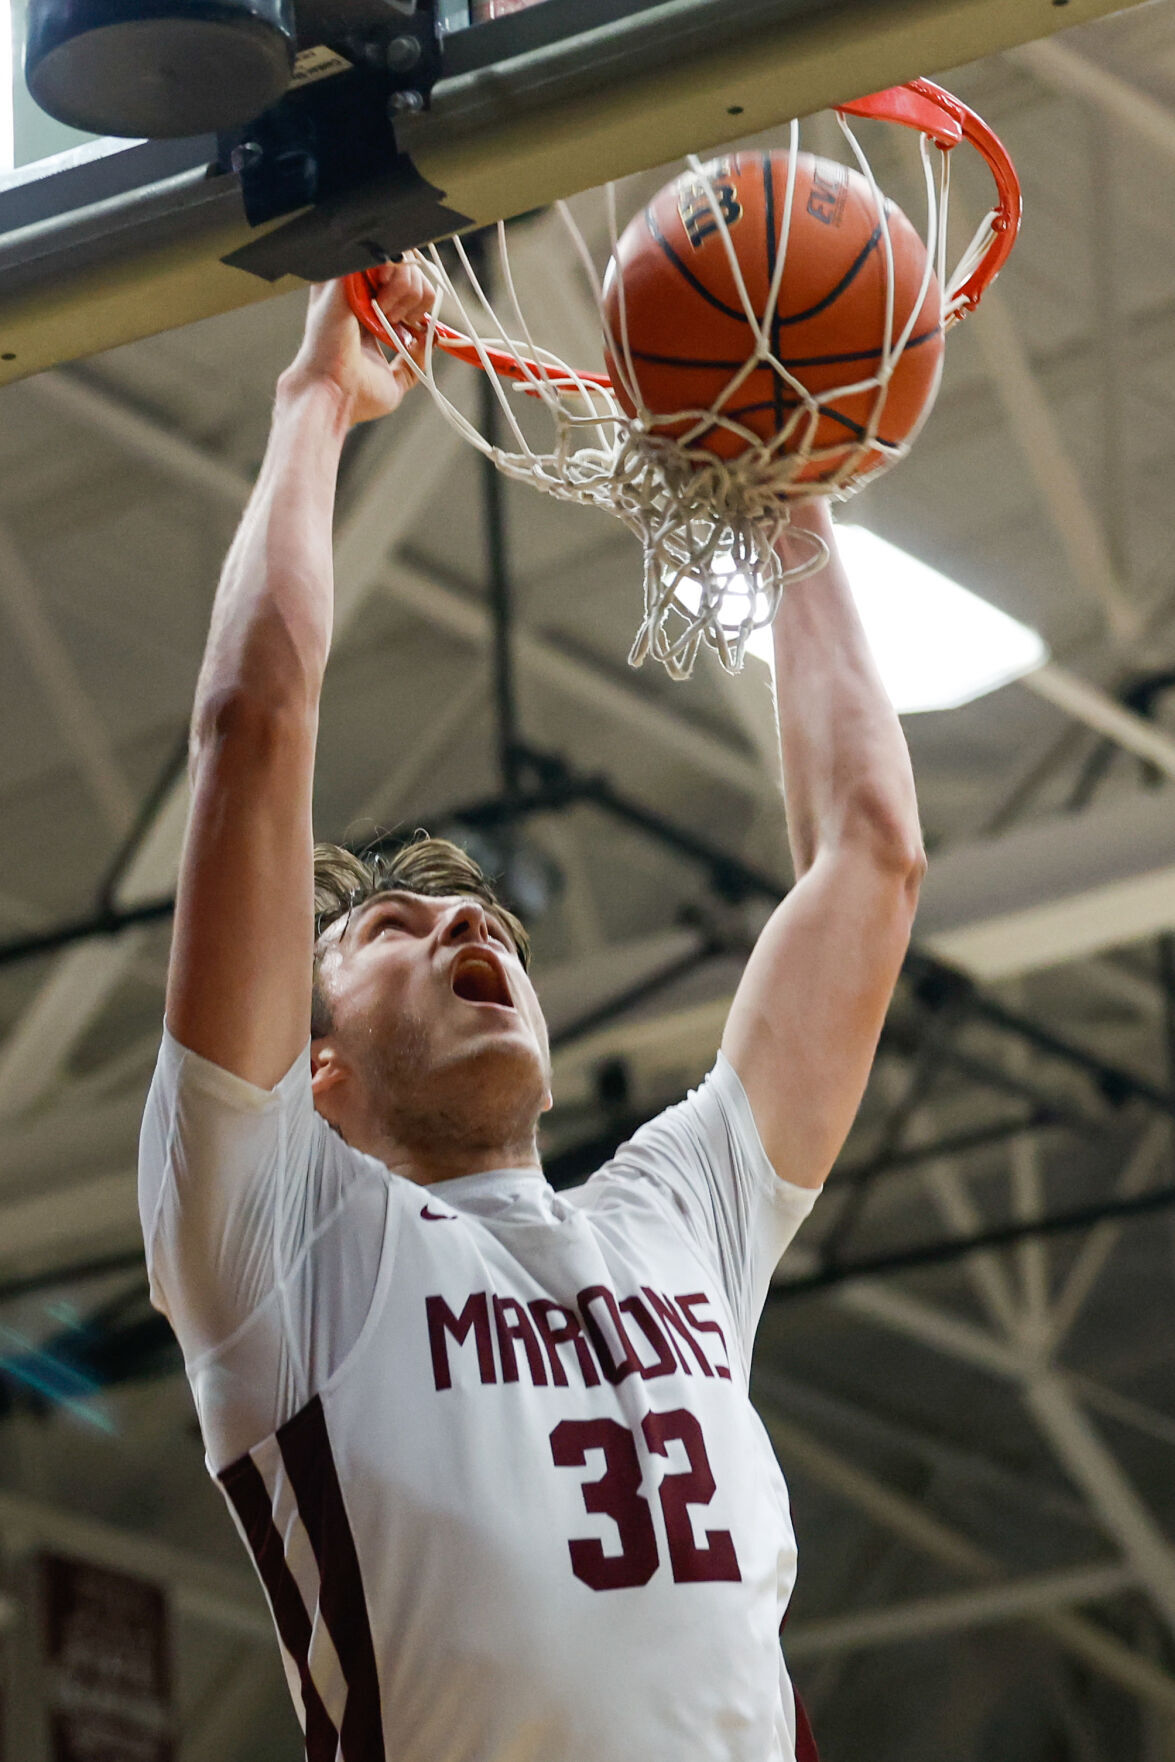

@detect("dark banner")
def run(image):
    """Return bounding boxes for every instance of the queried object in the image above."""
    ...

[42,1557,172,1762]
[50,1712,172,1762]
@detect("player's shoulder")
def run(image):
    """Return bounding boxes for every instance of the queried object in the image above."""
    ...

[146,1022,312,1120]
[562,1089,710,1224]
[576,1056,745,1189]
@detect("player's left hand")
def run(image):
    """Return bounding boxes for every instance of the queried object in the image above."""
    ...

[289,256,438,426]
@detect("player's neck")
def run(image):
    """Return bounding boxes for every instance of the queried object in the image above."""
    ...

[342,1119,543,1187]
[395,1139,543,1187]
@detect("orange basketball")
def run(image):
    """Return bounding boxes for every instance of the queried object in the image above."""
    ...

[602,150,944,484]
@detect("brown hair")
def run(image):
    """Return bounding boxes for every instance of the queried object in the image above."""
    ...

[311,834,530,1036]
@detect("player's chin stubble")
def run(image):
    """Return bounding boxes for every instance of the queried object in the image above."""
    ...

[361,1007,545,1158]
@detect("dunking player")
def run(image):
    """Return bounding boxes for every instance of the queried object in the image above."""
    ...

[139,261,924,1762]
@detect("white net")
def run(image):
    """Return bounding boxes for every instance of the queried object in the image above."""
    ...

[362,110,1003,679]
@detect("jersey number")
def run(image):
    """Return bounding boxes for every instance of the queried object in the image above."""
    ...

[549,1410,741,1591]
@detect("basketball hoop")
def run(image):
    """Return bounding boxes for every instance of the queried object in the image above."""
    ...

[344,79,1020,679]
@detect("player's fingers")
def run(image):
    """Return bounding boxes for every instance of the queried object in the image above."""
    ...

[380,319,430,368]
[374,262,435,328]
[363,249,421,283]
[390,350,421,390]
[401,321,432,369]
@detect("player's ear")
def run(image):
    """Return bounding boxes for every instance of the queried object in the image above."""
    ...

[310,1040,349,1118]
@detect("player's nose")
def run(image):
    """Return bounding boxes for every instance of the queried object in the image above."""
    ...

[439,900,490,945]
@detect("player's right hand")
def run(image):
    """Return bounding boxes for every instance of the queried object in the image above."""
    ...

[288,256,437,426]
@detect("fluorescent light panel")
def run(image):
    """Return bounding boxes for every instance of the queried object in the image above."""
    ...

[676,525,1046,711]
[821,525,1048,714]
[744,525,1048,712]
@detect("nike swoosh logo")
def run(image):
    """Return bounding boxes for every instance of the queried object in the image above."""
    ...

[421,1205,458,1222]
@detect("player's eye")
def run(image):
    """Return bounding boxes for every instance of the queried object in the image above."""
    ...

[371,908,409,936]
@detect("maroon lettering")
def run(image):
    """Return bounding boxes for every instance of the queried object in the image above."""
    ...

[428,1284,728,1392]
[493,1296,547,1385]
[551,1409,739,1591]
[426,1292,496,1391]
[643,1409,741,1582]
[676,1292,732,1380]
[550,1418,658,1591]
[529,1300,601,1388]
[642,1287,713,1376]
[618,1295,677,1380]
[578,1286,643,1386]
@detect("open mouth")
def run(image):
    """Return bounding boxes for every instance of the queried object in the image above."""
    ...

[451,952,514,1009]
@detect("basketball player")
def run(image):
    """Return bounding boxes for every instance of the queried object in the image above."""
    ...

[139,260,924,1762]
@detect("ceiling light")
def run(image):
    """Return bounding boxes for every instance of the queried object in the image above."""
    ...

[741,524,1048,713]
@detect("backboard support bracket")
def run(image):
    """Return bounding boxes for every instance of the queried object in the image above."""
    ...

[222,151,471,278]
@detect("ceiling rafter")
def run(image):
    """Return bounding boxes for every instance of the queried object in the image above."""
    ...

[0,517,136,834]
[0,370,468,1122]
[763,1407,1175,1712]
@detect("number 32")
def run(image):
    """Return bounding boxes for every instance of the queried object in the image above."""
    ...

[550,1409,741,1591]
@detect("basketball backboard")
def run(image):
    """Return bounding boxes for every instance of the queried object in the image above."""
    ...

[0,0,1155,385]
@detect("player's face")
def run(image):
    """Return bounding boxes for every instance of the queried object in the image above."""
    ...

[312,890,551,1150]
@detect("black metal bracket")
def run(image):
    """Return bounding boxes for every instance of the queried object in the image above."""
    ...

[216,0,458,274]
[219,4,440,232]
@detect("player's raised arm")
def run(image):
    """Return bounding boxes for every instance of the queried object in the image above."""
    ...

[721,499,926,1189]
[166,263,434,1088]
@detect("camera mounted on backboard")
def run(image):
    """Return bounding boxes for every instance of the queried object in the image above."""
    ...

[22,0,444,150]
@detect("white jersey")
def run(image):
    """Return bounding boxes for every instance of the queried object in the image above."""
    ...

[139,1029,819,1762]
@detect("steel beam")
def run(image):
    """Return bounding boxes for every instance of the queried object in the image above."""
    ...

[911,1158,1175,1643]
[1024,666,1175,781]
[755,1367,1095,1529]
[353,672,486,830]
[1072,1377,1175,1458]
[967,282,1137,640]
[0,380,464,1121]
[0,517,136,835]
[1005,1007,1051,1345]
[831,1278,1175,1475]
[26,371,250,513]
[33,360,772,802]
[1023,1372,1175,1636]
[1010,39,1175,166]
[0,1171,138,1267]
[1044,1118,1170,1355]
[762,1408,1175,1713]
[918,784,1175,980]
[0,1485,269,1640]
[833,1278,1026,1379]
[920,1157,1022,1336]
[786,1560,1138,1658]
[0,1094,141,1190]
[381,559,767,797]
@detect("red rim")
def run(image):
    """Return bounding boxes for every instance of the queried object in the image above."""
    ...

[837,77,1022,317]
[341,288,612,398]
[342,77,1021,378]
